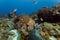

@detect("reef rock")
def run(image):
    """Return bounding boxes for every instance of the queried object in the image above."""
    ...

[28,29,43,40]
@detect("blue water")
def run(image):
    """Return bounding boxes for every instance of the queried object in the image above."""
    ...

[0,0,60,15]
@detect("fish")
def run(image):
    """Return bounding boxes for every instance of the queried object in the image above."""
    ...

[33,0,38,5]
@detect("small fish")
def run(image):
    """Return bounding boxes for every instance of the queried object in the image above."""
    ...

[13,9,17,12]
[33,0,38,5]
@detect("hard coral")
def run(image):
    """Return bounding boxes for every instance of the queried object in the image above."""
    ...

[16,14,35,32]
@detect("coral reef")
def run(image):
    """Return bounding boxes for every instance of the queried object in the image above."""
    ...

[0,4,60,40]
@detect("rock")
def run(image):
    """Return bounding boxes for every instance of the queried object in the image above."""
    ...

[28,29,43,40]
